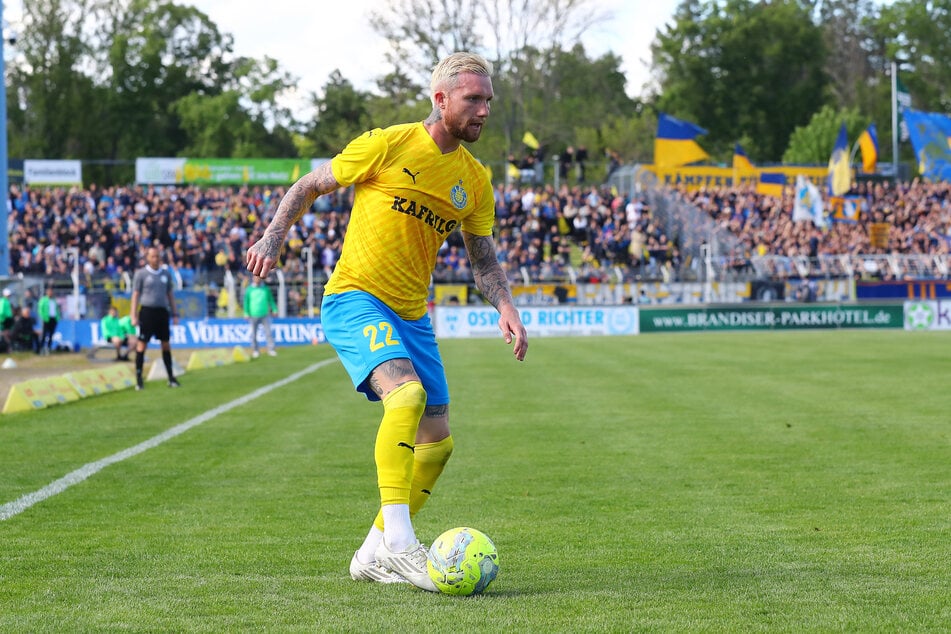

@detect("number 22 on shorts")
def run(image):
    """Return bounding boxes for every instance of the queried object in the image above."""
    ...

[363,321,399,351]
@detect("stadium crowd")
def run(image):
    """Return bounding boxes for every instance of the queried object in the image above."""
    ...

[5,176,950,294]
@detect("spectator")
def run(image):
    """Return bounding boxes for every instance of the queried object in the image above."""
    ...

[574,146,589,183]
[4,177,950,292]
[37,286,61,354]
[558,150,571,182]
[100,305,132,361]
[243,275,277,358]
[11,306,40,353]
[0,288,14,350]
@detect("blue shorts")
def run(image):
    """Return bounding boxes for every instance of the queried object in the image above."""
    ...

[320,290,449,404]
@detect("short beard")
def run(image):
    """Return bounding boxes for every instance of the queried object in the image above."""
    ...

[455,123,481,143]
[425,107,481,143]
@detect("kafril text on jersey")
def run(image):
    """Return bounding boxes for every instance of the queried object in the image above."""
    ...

[390,196,460,236]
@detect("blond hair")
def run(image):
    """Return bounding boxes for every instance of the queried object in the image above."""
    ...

[430,52,493,106]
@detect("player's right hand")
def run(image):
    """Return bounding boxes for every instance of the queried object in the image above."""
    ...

[246,235,282,278]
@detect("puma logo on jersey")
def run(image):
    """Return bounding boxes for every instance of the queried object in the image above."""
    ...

[402,168,420,184]
[397,442,415,453]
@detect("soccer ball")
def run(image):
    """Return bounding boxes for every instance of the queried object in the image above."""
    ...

[427,526,499,596]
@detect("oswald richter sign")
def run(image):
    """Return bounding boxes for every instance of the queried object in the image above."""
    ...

[433,306,639,338]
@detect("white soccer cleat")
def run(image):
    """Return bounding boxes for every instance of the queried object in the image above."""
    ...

[349,551,409,584]
[374,540,438,592]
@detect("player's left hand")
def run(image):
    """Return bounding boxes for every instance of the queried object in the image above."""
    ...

[498,305,528,361]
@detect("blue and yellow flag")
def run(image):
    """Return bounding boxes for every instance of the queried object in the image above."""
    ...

[829,196,866,223]
[903,108,951,182]
[828,123,851,196]
[857,124,878,173]
[732,144,756,175]
[793,175,827,228]
[654,113,709,168]
[756,172,786,198]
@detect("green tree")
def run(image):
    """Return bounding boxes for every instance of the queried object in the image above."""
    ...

[6,0,108,159]
[782,104,868,165]
[369,0,483,93]
[99,0,234,158]
[6,0,302,176]
[304,71,373,157]
[650,0,828,163]
[817,0,879,110]
[873,0,951,112]
[535,45,637,151]
[367,0,613,163]
[173,55,298,158]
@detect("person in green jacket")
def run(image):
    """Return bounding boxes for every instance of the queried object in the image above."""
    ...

[243,275,277,358]
[0,288,14,351]
[120,313,138,351]
[100,305,133,361]
[37,286,61,354]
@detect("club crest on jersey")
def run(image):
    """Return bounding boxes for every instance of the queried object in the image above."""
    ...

[450,181,468,209]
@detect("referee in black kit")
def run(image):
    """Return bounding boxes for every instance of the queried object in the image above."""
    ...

[130,246,181,390]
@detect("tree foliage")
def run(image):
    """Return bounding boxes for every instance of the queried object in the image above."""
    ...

[651,0,828,163]
[873,0,951,112]
[303,71,374,158]
[817,0,880,110]
[782,104,868,165]
[3,0,950,183]
[7,0,297,169]
[7,0,106,159]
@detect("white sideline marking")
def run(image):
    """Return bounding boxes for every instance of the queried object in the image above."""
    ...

[0,359,337,521]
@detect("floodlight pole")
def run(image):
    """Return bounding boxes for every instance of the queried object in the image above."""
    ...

[0,8,10,278]
[890,60,898,177]
[67,247,80,318]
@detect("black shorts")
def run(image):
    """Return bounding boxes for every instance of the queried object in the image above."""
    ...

[138,306,171,343]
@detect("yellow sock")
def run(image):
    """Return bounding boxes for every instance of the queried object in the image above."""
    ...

[409,435,454,517]
[374,435,454,531]
[375,381,426,509]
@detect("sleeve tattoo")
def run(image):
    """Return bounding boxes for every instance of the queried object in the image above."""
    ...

[464,232,515,310]
[259,164,339,259]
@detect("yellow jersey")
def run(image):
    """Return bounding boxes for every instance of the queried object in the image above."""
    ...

[325,122,495,319]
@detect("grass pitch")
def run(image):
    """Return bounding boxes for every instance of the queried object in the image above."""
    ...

[0,331,948,632]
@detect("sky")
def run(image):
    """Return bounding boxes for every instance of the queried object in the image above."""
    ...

[3,0,680,113]
[183,0,679,106]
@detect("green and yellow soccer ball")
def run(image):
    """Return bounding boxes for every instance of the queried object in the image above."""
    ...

[427,526,499,596]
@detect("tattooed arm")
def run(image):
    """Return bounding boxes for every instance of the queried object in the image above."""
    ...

[463,231,528,361]
[246,163,340,278]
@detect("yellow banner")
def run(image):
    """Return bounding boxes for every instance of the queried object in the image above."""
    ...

[643,165,829,191]
[433,285,469,305]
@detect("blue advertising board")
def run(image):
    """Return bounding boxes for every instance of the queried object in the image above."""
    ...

[54,318,326,350]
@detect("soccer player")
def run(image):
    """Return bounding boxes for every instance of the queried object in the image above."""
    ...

[243,275,277,358]
[130,246,181,390]
[246,52,528,591]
